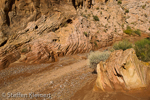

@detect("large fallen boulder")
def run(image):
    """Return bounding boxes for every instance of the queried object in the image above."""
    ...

[94,48,149,91]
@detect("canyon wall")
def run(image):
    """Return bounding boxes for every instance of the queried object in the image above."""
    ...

[0,0,150,70]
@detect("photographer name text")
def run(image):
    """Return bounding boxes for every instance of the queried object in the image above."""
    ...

[2,92,51,99]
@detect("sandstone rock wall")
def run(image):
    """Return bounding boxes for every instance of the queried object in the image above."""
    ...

[0,0,64,35]
[0,0,150,70]
[0,51,20,70]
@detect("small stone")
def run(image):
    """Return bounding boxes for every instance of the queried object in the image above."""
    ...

[50,81,53,85]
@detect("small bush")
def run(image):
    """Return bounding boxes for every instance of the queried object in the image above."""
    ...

[124,26,141,36]
[142,4,146,9]
[135,39,150,62]
[123,30,133,35]
[131,22,135,25]
[127,25,131,30]
[104,29,107,33]
[88,14,91,17]
[123,26,133,35]
[96,7,99,10]
[144,14,148,17]
[149,28,150,31]
[134,29,141,36]
[100,11,102,15]
[64,23,68,27]
[118,0,122,4]
[21,48,28,53]
[113,40,133,51]
[93,15,99,21]
[115,28,117,32]
[83,32,88,37]
[94,41,98,46]
[122,24,124,28]
[125,9,129,13]
[88,51,111,68]
[82,14,87,18]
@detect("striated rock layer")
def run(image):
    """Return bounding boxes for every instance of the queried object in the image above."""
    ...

[0,0,150,70]
[94,49,149,91]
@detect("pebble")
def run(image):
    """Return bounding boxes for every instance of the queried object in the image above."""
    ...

[50,81,53,85]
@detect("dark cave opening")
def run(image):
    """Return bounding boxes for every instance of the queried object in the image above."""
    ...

[72,0,76,9]
[72,0,84,9]
[0,40,7,47]
[105,0,109,3]
[5,12,10,26]
[114,68,123,77]
[67,19,73,24]
[4,0,15,26]
[89,0,92,8]
[35,25,38,29]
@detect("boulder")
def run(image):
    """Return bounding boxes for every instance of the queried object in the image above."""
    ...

[94,49,149,91]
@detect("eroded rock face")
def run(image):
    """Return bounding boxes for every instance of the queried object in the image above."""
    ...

[0,31,7,47]
[17,17,118,64]
[0,0,150,70]
[0,0,121,69]
[94,49,149,91]
[0,51,20,70]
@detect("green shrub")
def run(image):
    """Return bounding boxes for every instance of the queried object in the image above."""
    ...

[83,32,88,37]
[115,28,117,32]
[96,7,99,10]
[142,4,146,9]
[82,14,87,18]
[118,0,122,4]
[134,29,141,36]
[100,11,102,15]
[127,25,131,30]
[124,26,141,36]
[144,14,148,17]
[104,29,107,33]
[149,28,150,31]
[121,24,124,28]
[125,9,129,13]
[113,40,133,51]
[135,39,150,62]
[64,23,68,27]
[123,26,133,35]
[131,22,135,25]
[94,41,98,46]
[21,48,28,53]
[88,14,91,17]
[88,51,111,68]
[123,30,133,35]
[93,15,99,21]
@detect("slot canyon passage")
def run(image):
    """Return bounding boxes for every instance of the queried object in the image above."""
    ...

[0,0,150,100]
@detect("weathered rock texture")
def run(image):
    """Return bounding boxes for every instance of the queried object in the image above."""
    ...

[94,49,149,91]
[0,51,20,70]
[0,0,150,70]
